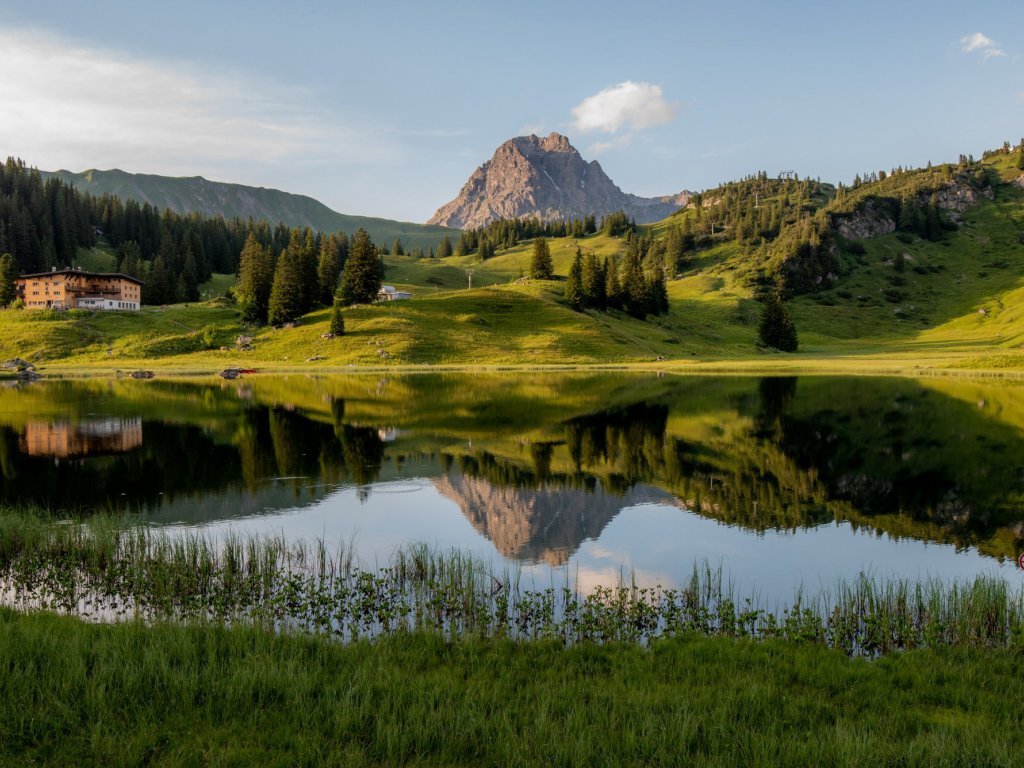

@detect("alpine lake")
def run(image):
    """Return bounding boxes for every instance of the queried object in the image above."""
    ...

[2,372,1023,605]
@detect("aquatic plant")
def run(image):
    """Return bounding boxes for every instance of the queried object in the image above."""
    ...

[1,513,1021,654]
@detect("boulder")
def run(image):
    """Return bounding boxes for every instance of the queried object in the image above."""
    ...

[1,358,35,372]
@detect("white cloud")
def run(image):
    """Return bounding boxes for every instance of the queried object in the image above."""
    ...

[571,81,678,134]
[0,26,398,180]
[960,32,1005,59]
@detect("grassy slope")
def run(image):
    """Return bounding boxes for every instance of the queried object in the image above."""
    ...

[6,152,1024,372]
[2,609,1022,766]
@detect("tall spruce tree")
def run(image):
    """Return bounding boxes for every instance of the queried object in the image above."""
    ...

[622,244,649,318]
[530,237,553,279]
[268,247,305,325]
[604,255,622,309]
[0,253,18,306]
[339,228,382,306]
[236,233,275,323]
[317,234,344,306]
[759,294,799,352]
[564,248,585,311]
[581,250,605,309]
[437,235,453,258]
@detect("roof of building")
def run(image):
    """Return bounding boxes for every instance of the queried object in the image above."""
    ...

[17,268,145,285]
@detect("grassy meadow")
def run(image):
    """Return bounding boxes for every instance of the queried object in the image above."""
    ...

[3,608,1024,766]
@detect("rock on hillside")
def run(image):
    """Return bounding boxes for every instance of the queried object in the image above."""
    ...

[428,133,689,228]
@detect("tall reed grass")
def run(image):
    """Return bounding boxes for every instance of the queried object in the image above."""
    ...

[1,511,1021,654]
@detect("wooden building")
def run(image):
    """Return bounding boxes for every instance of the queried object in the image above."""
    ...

[16,267,143,310]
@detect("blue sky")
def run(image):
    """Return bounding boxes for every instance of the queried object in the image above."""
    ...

[1,0,1022,222]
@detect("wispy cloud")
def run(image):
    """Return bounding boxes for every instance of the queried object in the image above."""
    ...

[571,81,678,134]
[0,26,398,179]
[960,32,1005,59]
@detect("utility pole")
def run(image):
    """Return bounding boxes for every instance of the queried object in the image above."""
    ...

[466,268,474,290]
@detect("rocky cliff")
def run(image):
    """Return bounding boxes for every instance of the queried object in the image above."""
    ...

[434,472,675,565]
[428,133,689,229]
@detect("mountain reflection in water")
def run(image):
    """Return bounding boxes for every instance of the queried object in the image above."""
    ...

[0,374,1022,570]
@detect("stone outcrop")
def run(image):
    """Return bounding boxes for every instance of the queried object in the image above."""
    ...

[832,201,897,241]
[428,132,690,228]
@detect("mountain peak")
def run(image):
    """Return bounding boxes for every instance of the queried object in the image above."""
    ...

[427,133,689,229]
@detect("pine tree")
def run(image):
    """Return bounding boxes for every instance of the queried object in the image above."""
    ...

[145,256,172,305]
[581,250,605,309]
[237,233,274,323]
[437,235,453,259]
[530,237,553,279]
[329,298,345,336]
[647,266,669,315]
[182,246,200,302]
[758,294,799,352]
[339,228,382,306]
[604,255,622,309]
[564,248,585,311]
[392,238,404,256]
[317,234,344,305]
[478,237,494,260]
[622,243,649,318]
[0,252,18,306]
[267,247,305,325]
[924,194,942,241]
[116,241,143,280]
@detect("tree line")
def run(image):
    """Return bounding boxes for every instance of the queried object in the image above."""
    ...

[236,227,383,327]
[0,157,426,309]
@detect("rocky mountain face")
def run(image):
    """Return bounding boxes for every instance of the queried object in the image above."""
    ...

[428,133,689,229]
[433,472,676,565]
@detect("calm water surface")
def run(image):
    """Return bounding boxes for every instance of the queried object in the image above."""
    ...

[2,373,1022,602]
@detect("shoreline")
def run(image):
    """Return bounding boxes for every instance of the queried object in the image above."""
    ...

[4,356,1024,380]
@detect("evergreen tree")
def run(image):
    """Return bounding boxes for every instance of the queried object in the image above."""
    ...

[437,235,453,258]
[477,237,494,260]
[898,198,922,235]
[604,255,622,309]
[758,294,799,351]
[339,228,382,306]
[181,246,200,302]
[581,250,605,308]
[329,298,345,336]
[317,234,344,305]
[564,248,585,311]
[622,243,649,318]
[392,238,404,256]
[647,265,669,315]
[924,194,942,241]
[0,253,18,306]
[236,233,274,323]
[116,241,144,279]
[267,247,305,325]
[145,256,172,305]
[530,237,553,279]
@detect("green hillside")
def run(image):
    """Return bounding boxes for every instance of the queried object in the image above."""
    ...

[5,145,1024,373]
[41,168,458,250]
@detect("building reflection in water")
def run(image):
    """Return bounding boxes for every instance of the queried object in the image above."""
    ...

[20,418,144,460]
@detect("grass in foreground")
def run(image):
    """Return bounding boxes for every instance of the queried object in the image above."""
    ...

[2,608,1023,766]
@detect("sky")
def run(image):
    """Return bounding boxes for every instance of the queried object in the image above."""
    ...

[1,0,1022,222]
